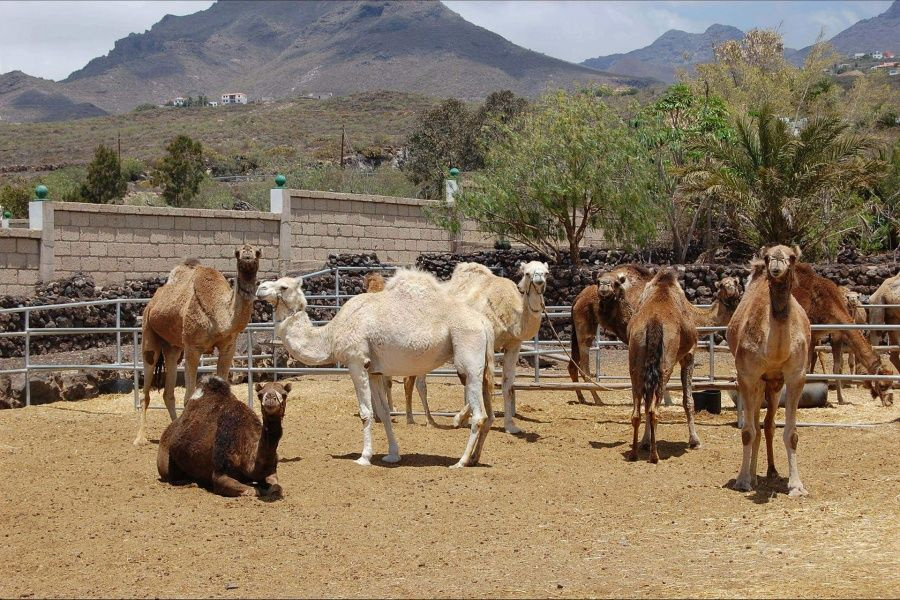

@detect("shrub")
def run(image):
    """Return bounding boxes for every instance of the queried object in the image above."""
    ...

[80,144,126,204]
[155,135,205,207]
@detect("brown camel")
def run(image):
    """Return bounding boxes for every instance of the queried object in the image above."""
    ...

[134,244,261,446]
[867,272,900,375]
[569,264,652,404]
[626,268,699,463]
[793,264,892,406]
[363,272,436,426]
[727,245,810,496]
[157,376,288,497]
[691,276,743,327]
[815,287,867,377]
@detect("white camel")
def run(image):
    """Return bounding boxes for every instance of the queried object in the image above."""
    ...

[432,261,549,434]
[256,271,495,468]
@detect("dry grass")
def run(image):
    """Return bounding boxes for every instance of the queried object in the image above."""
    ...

[0,365,897,598]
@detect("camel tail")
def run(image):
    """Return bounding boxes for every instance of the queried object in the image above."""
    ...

[482,332,495,409]
[153,353,165,391]
[642,320,664,410]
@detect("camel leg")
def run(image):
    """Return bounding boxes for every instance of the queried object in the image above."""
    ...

[348,362,376,466]
[212,472,256,497]
[452,370,487,468]
[647,384,660,464]
[680,353,701,448]
[370,374,400,463]
[734,377,762,492]
[453,371,474,428]
[404,376,416,424]
[807,334,820,374]
[763,380,781,478]
[578,339,602,405]
[471,368,495,464]
[216,340,237,381]
[889,331,900,376]
[501,344,523,434]
[629,388,641,461]
[263,473,282,498]
[182,347,202,407]
[749,400,762,481]
[782,377,808,497]
[134,348,160,446]
[832,336,846,405]
[416,376,437,427]
[161,346,181,421]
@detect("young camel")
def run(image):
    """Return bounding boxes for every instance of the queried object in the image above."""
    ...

[727,245,810,496]
[626,268,699,462]
[569,264,652,404]
[363,272,435,426]
[135,244,260,446]
[256,271,495,468]
[157,376,289,497]
[447,261,550,435]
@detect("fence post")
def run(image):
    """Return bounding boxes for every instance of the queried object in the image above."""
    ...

[133,329,140,410]
[270,175,291,276]
[247,330,254,409]
[708,333,716,381]
[115,301,122,366]
[24,309,30,407]
[533,330,540,384]
[29,185,55,284]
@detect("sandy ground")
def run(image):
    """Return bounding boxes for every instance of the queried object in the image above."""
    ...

[0,357,898,598]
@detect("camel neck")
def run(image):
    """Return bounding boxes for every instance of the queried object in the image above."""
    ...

[769,273,793,321]
[228,271,257,331]
[253,416,282,478]
[276,310,335,366]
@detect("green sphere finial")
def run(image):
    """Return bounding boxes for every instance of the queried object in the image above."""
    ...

[35,184,48,200]
[3,211,10,219]
[449,167,459,177]
[274,174,286,188]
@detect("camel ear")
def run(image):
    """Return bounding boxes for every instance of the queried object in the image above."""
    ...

[282,383,292,395]
[294,276,304,288]
[617,274,627,284]
[714,280,721,289]
[792,245,802,262]
[234,248,241,259]
[517,262,526,276]
[254,383,263,392]
[542,262,549,273]
[255,248,261,259]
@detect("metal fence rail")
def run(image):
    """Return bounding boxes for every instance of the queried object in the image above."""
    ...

[2,265,900,410]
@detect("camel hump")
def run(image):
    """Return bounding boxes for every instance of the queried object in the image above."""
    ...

[182,258,201,268]
[385,268,443,296]
[202,376,231,396]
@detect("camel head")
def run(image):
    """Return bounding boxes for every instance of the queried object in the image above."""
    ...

[364,272,386,293]
[235,244,261,279]
[256,276,306,313]
[255,381,291,418]
[596,270,627,300]
[715,276,743,307]
[843,288,863,311]
[517,261,550,295]
[760,245,800,282]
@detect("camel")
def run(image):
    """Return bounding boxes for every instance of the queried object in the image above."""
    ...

[446,261,550,434]
[364,271,435,427]
[568,264,653,404]
[815,287,867,377]
[157,376,289,498]
[134,244,261,446]
[868,272,900,375]
[727,245,810,496]
[256,271,495,467]
[793,264,893,406]
[626,268,699,462]
[690,276,743,328]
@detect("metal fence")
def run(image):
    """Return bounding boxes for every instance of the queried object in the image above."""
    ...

[3,265,900,410]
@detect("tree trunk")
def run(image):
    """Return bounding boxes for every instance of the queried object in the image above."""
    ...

[568,236,581,268]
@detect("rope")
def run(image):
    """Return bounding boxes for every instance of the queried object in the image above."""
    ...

[540,302,610,391]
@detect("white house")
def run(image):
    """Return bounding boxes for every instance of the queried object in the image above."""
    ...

[854,52,866,59]
[221,92,248,105]
[872,51,884,60]
[208,101,218,107]
[173,97,186,107]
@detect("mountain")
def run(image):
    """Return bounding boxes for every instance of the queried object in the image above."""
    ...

[0,71,107,123]
[790,0,900,63]
[0,0,650,122]
[581,24,744,83]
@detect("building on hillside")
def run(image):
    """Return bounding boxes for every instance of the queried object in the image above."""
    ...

[872,51,884,60]
[173,97,186,107]
[221,92,248,105]
[890,69,899,76]
[854,52,866,59]
[885,51,895,59]
[208,101,218,107]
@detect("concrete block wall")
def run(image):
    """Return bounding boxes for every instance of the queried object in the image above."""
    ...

[0,228,41,294]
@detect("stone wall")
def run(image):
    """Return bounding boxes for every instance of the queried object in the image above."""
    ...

[52,203,281,284]
[0,228,41,295]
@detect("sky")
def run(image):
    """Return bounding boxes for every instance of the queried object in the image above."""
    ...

[0,0,893,81]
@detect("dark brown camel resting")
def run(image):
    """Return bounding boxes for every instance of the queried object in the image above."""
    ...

[157,377,290,498]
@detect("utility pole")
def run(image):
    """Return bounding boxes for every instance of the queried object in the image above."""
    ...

[340,124,345,170]
[117,131,122,169]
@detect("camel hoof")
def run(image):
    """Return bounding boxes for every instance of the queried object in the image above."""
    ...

[788,484,808,497]
[505,424,523,435]
[649,454,659,464]
[133,437,148,447]
[453,415,468,428]
[767,467,780,479]
[640,441,650,451]
[381,454,401,464]
[449,460,468,469]
[262,484,283,498]
[689,439,702,449]
[406,418,416,425]
[627,451,639,462]
[354,456,372,466]
[733,478,753,492]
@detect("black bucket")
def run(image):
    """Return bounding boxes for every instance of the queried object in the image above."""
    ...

[693,389,721,414]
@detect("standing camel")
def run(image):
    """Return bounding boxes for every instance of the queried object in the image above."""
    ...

[815,287,867,377]
[447,261,550,435]
[626,268,699,462]
[363,271,435,426]
[868,271,900,375]
[256,271,495,468]
[727,245,810,496]
[568,264,652,404]
[134,244,261,446]
[690,276,743,327]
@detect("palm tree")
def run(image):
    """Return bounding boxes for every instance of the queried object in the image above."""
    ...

[680,104,883,258]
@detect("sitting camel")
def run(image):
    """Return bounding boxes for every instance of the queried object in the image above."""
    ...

[727,245,810,496]
[364,272,435,426]
[867,271,900,374]
[626,268,699,462]
[256,271,495,468]
[793,264,893,406]
[446,261,550,435]
[134,244,261,446]
[569,264,652,404]
[157,376,289,497]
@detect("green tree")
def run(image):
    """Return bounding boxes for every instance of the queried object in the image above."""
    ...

[438,89,659,266]
[0,181,31,218]
[680,104,884,258]
[80,144,126,204]
[156,135,205,207]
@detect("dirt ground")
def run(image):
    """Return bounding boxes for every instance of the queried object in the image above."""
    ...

[1,355,898,598]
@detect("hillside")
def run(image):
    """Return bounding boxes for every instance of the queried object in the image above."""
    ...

[0,91,438,169]
[0,71,107,123]
[790,0,900,63]
[581,24,744,83]
[1,0,650,123]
